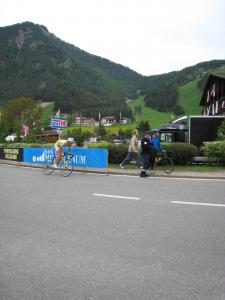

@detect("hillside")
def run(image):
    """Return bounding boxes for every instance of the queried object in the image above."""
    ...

[0,22,141,118]
[178,78,202,115]
[0,21,225,119]
[142,60,225,114]
[129,97,172,128]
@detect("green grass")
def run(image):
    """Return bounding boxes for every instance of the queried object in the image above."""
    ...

[178,78,202,115]
[41,102,54,122]
[129,97,173,128]
[212,66,225,76]
[109,163,224,172]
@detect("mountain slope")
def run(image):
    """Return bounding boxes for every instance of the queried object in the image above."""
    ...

[0,21,225,118]
[0,22,141,118]
[142,60,225,114]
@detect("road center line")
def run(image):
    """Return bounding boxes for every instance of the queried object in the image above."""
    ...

[93,193,140,200]
[171,201,225,207]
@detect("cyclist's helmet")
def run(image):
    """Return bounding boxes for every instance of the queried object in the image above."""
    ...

[67,137,74,142]
[153,128,160,133]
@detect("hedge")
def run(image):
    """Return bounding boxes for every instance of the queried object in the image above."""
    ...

[0,143,54,148]
[201,141,225,165]
[89,142,199,165]
[162,143,199,165]
[0,142,200,165]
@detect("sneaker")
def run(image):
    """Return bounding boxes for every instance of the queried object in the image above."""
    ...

[150,170,155,174]
[120,164,124,169]
[52,163,58,169]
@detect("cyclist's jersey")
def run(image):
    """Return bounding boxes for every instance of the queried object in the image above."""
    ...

[55,139,67,147]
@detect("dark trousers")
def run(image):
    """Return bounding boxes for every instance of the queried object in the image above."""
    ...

[142,153,151,171]
[150,150,157,170]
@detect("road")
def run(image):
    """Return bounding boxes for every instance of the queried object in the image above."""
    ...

[0,164,225,300]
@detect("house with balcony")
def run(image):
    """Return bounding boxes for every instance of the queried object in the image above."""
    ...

[200,73,225,116]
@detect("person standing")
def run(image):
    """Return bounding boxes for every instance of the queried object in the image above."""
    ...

[120,129,142,168]
[140,131,152,177]
[150,129,162,174]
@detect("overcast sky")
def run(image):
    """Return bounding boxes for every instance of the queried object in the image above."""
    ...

[0,0,225,75]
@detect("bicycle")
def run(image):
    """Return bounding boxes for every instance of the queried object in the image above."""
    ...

[43,152,74,177]
[155,150,174,174]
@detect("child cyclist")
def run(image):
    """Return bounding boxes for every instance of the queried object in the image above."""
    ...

[53,137,74,168]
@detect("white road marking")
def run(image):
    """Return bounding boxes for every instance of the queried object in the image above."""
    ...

[93,193,140,200]
[172,201,225,207]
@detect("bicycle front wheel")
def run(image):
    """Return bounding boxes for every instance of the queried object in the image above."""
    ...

[60,159,73,177]
[162,157,174,174]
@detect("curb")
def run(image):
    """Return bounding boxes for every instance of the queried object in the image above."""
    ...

[1,160,225,180]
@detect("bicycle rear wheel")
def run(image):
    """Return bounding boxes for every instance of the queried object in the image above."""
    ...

[60,158,73,177]
[162,156,174,174]
[43,163,54,175]
[42,157,55,175]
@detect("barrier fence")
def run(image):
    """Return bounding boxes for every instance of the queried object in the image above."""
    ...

[0,147,108,169]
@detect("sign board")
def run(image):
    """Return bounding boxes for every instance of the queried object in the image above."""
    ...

[23,148,108,169]
[50,118,68,129]
[0,148,23,161]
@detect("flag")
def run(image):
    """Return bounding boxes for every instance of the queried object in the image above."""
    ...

[22,124,29,137]
[55,109,60,117]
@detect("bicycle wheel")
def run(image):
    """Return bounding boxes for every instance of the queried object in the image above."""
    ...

[60,158,73,177]
[162,156,174,174]
[43,158,55,175]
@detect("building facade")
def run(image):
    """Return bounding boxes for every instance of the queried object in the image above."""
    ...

[200,74,225,116]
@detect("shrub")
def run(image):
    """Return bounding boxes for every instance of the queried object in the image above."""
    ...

[87,142,111,149]
[162,143,199,164]
[0,143,53,148]
[202,141,225,165]
[108,144,129,164]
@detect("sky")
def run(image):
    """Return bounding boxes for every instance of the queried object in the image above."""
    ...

[0,0,225,76]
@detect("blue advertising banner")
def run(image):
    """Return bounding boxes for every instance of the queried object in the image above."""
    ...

[50,118,68,129]
[23,148,108,169]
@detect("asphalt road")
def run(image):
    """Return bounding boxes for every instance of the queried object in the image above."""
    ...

[0,165,225,300]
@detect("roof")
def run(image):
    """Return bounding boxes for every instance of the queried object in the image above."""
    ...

[200,73,225,106]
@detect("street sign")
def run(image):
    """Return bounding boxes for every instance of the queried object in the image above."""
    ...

[50,118,68,129]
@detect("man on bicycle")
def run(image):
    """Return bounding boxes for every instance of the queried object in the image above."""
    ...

[150,129,163,173]
[53,137,74,168]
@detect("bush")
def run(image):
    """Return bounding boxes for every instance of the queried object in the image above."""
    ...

[202,141,225,165]
[87,142,111,149]
[108,144,129,164]
[0,143,53,148]
[88,143,128,163]
[162,143,199,164]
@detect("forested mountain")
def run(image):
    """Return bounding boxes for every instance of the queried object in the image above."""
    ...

[141,60,225,114]
[0,22,141,119]
[0,21,225,118]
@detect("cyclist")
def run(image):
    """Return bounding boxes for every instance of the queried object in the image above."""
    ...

[53,137,74,168]
[150,129,162,173]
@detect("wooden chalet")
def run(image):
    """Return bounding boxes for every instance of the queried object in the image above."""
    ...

[35,130,59,143]
[200,73,225,116]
